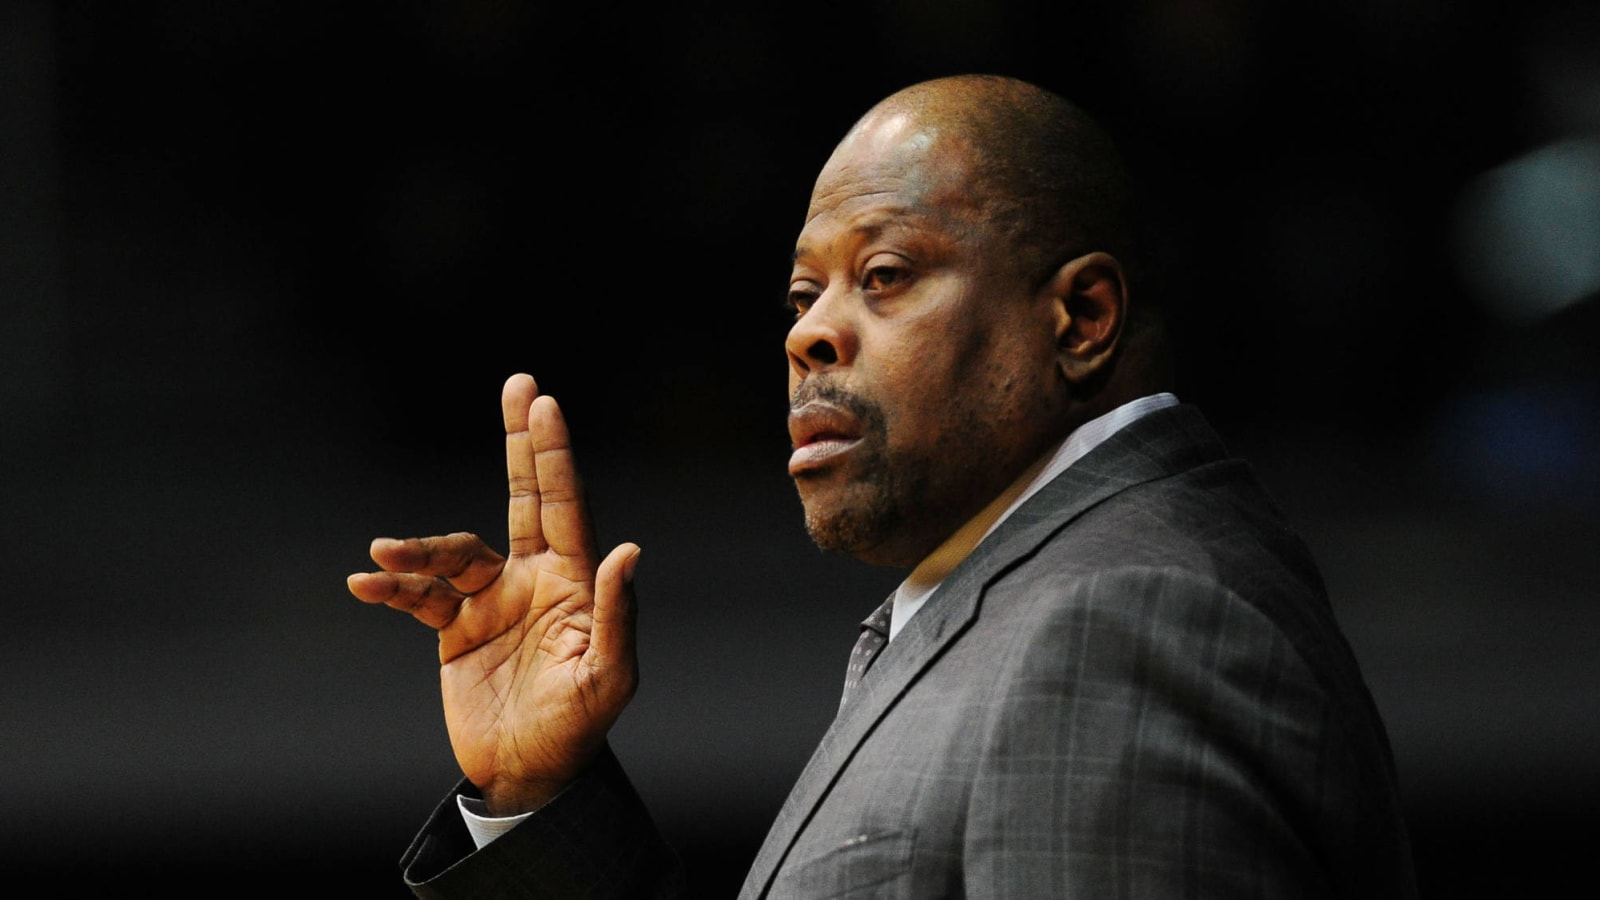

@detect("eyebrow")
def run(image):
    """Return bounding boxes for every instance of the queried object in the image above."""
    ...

[791,219,905,264]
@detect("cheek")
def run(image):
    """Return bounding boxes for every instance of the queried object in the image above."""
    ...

[939,342,1051,438]
[875,355,968,450]
[862,312,1018,441]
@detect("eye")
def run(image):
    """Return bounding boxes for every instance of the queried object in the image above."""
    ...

[862,264,907,292]
[785,283,819,318]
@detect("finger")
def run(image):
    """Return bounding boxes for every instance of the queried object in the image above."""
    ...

[590,542,641,676]
[347,571,465,630]
[503,373,546,557]
[529,394,597,562]
[368,534,507,595]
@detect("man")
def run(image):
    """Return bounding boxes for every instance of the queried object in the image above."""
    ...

[348,74,1419,897]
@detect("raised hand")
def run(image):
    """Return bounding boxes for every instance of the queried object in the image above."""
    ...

[347,373,640,815]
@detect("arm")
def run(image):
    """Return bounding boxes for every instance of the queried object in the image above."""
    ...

[348,373,682,895]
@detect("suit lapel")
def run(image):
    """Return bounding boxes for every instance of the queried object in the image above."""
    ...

[740,404,1228,897]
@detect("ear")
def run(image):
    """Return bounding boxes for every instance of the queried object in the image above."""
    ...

[1042,251,1127,383]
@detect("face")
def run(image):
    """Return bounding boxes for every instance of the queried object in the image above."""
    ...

[785,107,1070,567]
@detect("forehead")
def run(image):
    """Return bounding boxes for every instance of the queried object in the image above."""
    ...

[797,111,983,253]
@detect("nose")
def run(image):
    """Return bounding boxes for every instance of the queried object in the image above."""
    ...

[785,293,854,378]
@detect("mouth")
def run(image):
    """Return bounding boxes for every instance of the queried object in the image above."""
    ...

[788,400,863,476]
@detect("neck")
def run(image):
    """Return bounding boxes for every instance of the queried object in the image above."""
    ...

[901,444,1056,594]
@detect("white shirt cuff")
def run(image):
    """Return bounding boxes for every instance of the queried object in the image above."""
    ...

[456,794,534,850]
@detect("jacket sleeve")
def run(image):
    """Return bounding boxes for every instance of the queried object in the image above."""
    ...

[401,745,686,900]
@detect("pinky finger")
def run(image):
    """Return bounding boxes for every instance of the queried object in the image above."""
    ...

[589,543,641,678]
[347,571,465,631]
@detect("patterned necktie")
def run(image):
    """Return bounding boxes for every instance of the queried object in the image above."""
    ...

[839,596,894,711]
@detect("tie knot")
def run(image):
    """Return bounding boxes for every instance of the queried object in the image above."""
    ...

[861,598,893,638]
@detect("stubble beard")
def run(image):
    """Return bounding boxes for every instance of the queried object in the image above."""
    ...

[800,443,907,559]
[790,379,910,561]
[794,378,1012,567]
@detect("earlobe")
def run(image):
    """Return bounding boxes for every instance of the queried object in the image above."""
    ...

[1047,251,1127,383]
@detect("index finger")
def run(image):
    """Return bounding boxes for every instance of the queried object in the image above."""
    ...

[502,373,546,557]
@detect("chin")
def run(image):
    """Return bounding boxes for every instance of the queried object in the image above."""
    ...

[801,498,916,567]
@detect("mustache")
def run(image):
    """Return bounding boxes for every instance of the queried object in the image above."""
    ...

[791,377,871,415]
[790,377,887,434]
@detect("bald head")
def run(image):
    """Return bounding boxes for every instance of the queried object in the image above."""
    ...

[830,75,1169,398]
[845,75,1134,287]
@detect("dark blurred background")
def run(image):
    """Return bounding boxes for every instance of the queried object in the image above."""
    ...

[4,1,1597,896]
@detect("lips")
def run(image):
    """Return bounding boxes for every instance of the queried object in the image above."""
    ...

[788,400,863,475]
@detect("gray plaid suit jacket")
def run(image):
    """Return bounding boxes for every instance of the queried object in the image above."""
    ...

[400,404,1419,898]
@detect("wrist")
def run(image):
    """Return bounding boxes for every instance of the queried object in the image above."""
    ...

[479,775,571,817]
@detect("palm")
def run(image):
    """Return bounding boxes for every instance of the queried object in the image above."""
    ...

[441,553,610,793]
[350,373,638,814]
